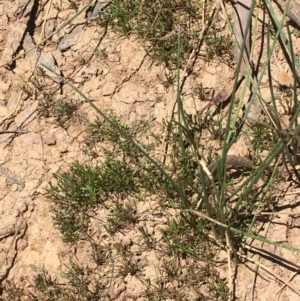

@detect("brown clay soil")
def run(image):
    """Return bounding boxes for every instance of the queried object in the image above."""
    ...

[1,0,300,300]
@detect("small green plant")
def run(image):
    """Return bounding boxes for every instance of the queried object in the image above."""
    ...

[99,0,212,68]
[251,124,277,163]
[92,47,109,62]
[292,28,300,38]
[143,279,180,301]
[159,218,204,258]
[205,114,226,140]
[194,83,214,101]
[48,158,139,243]
[115,243,141,277]
[138,225,156,249]
[91,242,109,266]
[208,274,229,301]
[105,199,140,234]
[160,258,180,281]
[85,115,157,159]
[157,70,177,90]
[67,0,78,10]
[25,68,76,127]
[203,27,233,64]
[52,99,77,125]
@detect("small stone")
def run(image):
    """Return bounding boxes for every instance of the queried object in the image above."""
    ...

[14,202,27,214]
[18,238,28,251]
[42,133,56,145]
[277,71,293,87]
[87,2,108,20]
[12,211,20,217]
[58,25,84,51]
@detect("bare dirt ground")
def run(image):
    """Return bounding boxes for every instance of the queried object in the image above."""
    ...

[1,0,300,300]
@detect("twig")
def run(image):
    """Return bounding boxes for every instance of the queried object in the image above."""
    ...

[0,217,26,275]
[0,130,26,134]
[276,271,299,295]
[238,252,300,296]
[0,231,15,240]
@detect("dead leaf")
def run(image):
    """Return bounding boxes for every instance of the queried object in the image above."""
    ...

[286,0,300,27]
[208,155,254,172]
[199,88,231,114]
[233,0,253,77]
[233,0,265,124]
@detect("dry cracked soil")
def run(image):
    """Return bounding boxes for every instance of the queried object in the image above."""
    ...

[1,0,300,300]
